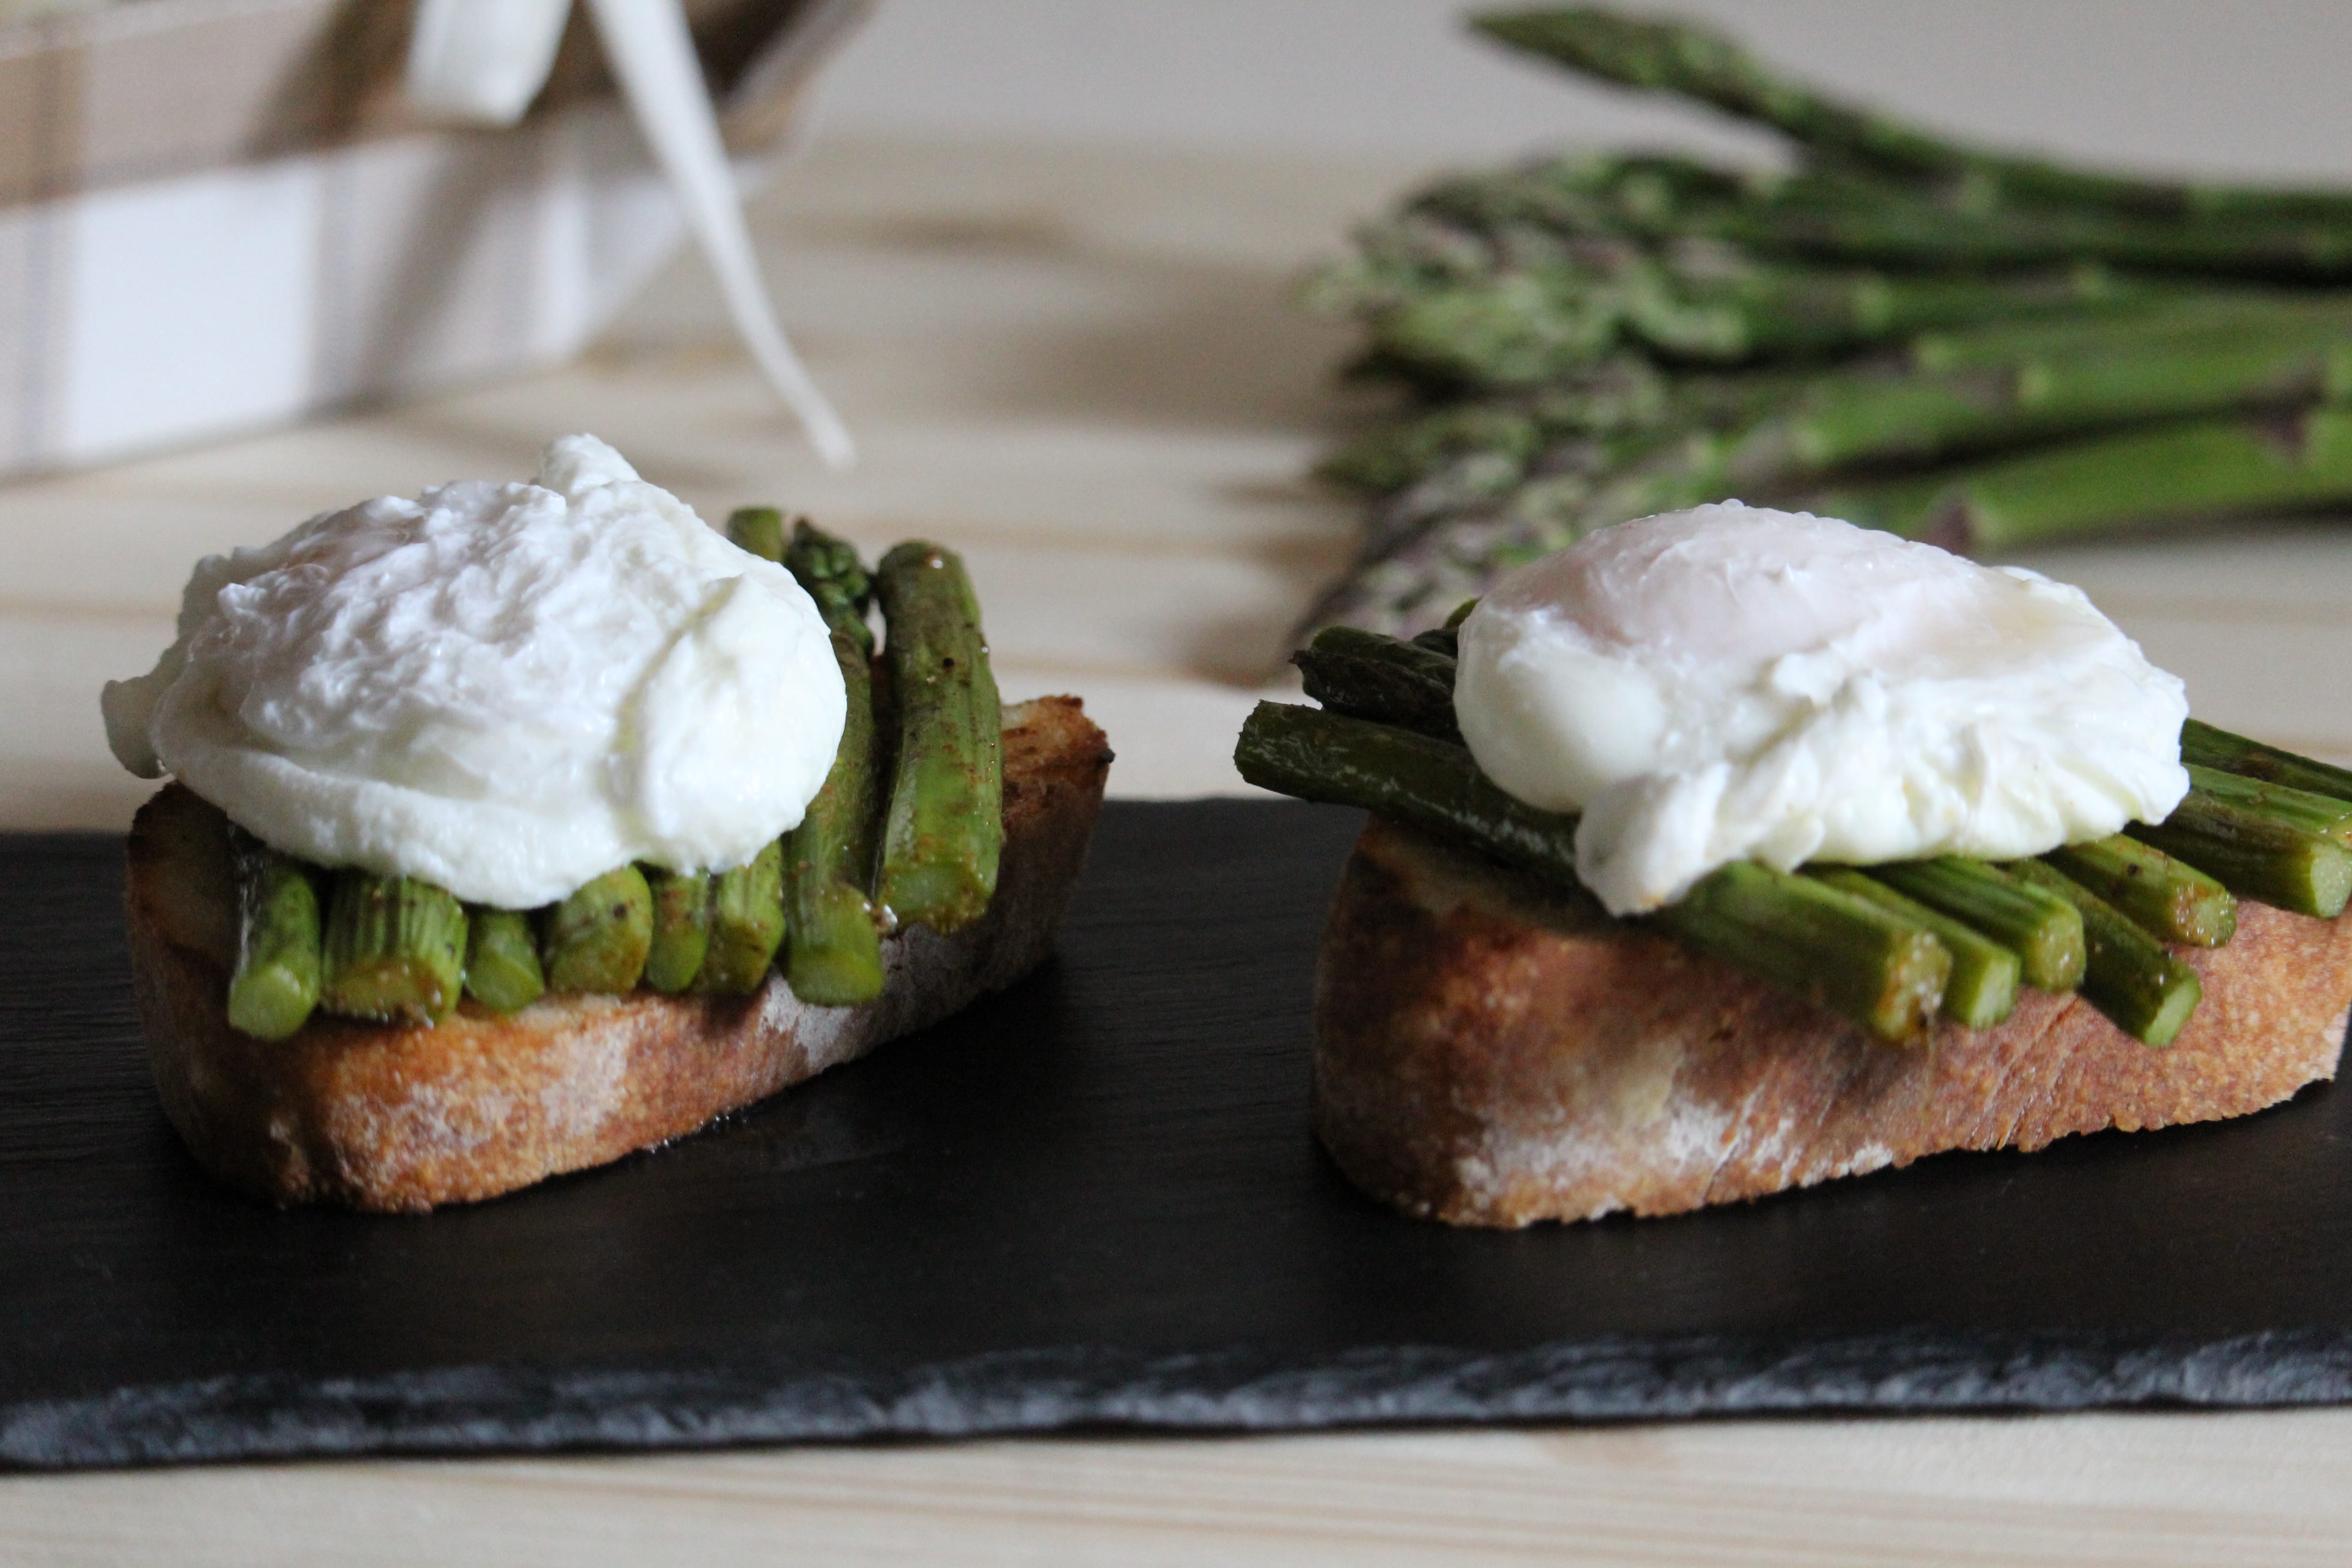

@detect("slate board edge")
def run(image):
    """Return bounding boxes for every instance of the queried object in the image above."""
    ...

[10,1329,2352,1471]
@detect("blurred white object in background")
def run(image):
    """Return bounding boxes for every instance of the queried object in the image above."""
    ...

[404,0,854,466]
[403,0,574,125]
[0,0,865,480]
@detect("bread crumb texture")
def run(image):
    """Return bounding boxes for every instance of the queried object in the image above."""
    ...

[1313,818,2350,1227]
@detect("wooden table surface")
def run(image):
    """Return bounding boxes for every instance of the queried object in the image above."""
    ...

[8,135,2352,1565]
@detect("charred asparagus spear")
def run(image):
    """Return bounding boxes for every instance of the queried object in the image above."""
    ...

[1292,624,1463,741]
[225,832,323,1041]
[2181,719,2352,804]
[641,869,714,994]
[1811,867,2018,1028]
[698,841,786,995]
[540,866,654,995]
[2041,835,2237,947]
[874,541,1003,934]
[1867,857,2086,993]
[2009,861,2203,1048]
[463,906,547,1013]
[321,870,468,1024]
[2130,784,2352,920]
[783,521,887,1005]
[725,505,789,564]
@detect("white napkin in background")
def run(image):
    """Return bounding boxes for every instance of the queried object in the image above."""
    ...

[405,0,857,469]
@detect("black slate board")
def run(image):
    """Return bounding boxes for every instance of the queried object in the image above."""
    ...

[6,799,2352,1471]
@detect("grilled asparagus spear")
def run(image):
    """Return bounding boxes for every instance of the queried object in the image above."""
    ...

[540,866,654,995]
[873,541,1003,934]
[320,870,468,1024]
[642,869,714,994]
[225,832,323,1041]
[463,906,546,1013]
[784,521,887,1004]
[2009,861,2203,1048]
[698,841,786,995]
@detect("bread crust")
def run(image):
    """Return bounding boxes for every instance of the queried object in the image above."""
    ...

[1314,817,2352,1227]
[129,697,1112,1213]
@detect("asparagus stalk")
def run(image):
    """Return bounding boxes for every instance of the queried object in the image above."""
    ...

[784,520,886,1006]
[698,840,786,995]
[2180,718,2352,804]
[2130,792,2352,920]
[1868,857,2085,993]
[2181,763,2352,843]
[1350,250,2158,387]
[2008,861,2203,1048]
[1818,408,2352,553]
[463,907,546,1013]
[225,833,323,1041]
[540,866,654,994]
[1293,625,1461,741]
[1665,863,1950,1042]
[786,518,877,656]
[1723,320,2352,480]
[1683,177,2352,281]
[320,871,468,1025]
[1470,8,2352,225]
[1233,700,1950,1039]
[2041,835,2237,947]
[1812,867,2018,1028]
[641,869,713,994]
[873,541,1003,934]
[725,505,788,564]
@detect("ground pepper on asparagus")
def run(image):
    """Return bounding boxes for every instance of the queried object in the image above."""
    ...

[1304,6,2352,637]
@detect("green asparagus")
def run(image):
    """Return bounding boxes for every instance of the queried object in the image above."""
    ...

[1868,856,2086,992]
[541,866,654,994]
[874,541,1003,934]
[320,870,468,1025]
[726,505,788,564]
[1818,408,2352,554]
[225,833,323,1041]
[641,868,713,994]
[1471,8,2352,225]
[2041,835,2236,947]
[699,840,787,995]
[2009,860,2203,1048]
[1293,625,1461,740]
[2180,718,2352,804]
[463,906,546,1013]
[2181,764,2352,844]
[1299,8,2352,637]
[2130,793,2352,920]
[1812,867,2017,1028]
[783,522,887,1006]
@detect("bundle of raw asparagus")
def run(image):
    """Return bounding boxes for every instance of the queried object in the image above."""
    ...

[224,519,1002,1039]
[1238,624,2352,1046]
[1304,7,2352,636]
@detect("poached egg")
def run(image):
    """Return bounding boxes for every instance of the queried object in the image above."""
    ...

[1452,502,2190,916]
[102,435,846,909]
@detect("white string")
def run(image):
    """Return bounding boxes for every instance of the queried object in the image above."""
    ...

[584,0,858,470]
[404,0,858,470]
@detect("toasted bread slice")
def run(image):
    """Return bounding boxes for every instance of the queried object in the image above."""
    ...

[1314,816,2352,1227]
[128,697,1111,1213]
